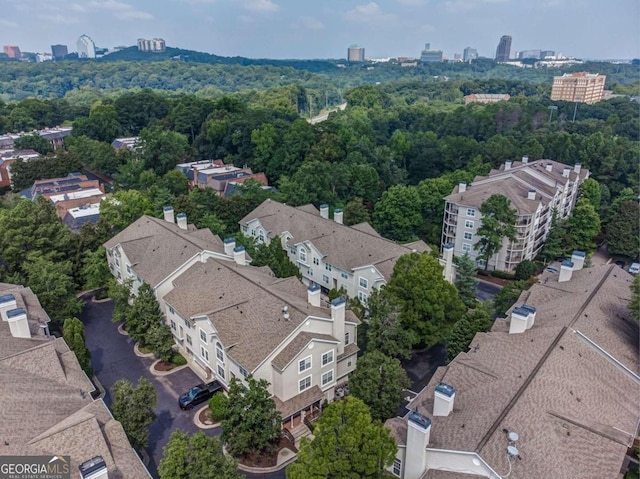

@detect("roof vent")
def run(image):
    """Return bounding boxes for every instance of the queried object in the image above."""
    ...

[507,445,520,457]
[79,456,108,479]
[527,189,536,200]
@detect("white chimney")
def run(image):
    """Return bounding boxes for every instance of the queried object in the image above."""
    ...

[562,167,571,178]
[545,163,553,172]
[574,163,582,174]
[522,155,529,165]
[7,308,30,338]
[320,204,329,219]
[442,243,454,283]
[334,208,343,225]
[433,382,456,416]
[307,284,321,307]
[527,189,536,200]
[571,250,585,271]
[521,304,537,330]
[505,160,512,171]
[331,297,346,355]
[509,307,529,334]
[224,238,236,256]
[79,456,109,479]
[558,259,574,282]
[0,293,17,320]
[176,213,187,230]
[163,206,175,223]
[233,246,246,265]
[458,181,467,193]
[405,411,431,479]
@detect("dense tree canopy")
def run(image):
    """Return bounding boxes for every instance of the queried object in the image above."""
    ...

[111,377,157,450]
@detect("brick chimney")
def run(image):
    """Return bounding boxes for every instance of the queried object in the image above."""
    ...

[433,382,456,416]
[307,284,321,307]
[334,209,343,224]
[331,297,346,355]
[405,411,431,479]
[223,238,236,256]
[319,204,329,219]
[233,246,246,265]
[558,259,574,282]
[163,206,175,223]
[571,250,585,271]
[176,213,187,230]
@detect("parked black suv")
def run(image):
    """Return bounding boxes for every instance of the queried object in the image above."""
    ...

[178,381,223,410]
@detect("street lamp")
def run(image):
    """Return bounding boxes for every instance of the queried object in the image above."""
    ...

[547,105,558,128]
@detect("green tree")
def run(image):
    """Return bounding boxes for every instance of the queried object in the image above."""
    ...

[81,246,111,290]
[108,278,133,323]
[111,377,157,450]
[446,302,494,362]
[578,178,602,212]
[221,376,282,457]
[474,194,517,270]
[13,134,53,155]
[493,280,528,316]
[629,276,640,321]
[349,351,411,421]
[100,190,153,231]
[372,185,423,242]
[72,104,122,143]
[162,169,189,196]
[63,317,93,377]
[606,201,640,258]
[565,199,601,252]
[250,239,300,278]
[538,209,565,263]
[514,259,536,280]
[66,135,124,175]
[343,198,371,226]
[365,289,413,360]
[158,431,241,479]
[385,252,466,346]
[416,177,455,245]
[126,283,164,346]
[136,126,195,176]
[147,323,175,362]
[454,253,478,308]
[286,396,397,479]
[208,393,229,422]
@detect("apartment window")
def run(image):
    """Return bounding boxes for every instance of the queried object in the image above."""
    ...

[186,335,192,346]
[466,208,476,217]
[465,220,474,229]
[359,277,368,289]
[217,365,225,379]
[323,275,329,284]
[299,356,311,373]
[344,331,350,345]
[126,264,132,274]
[325,263,332,271]
[313,257,319,265]
[258,230,265,242]
[308,268,313,277]
[239,366,249,378]
[115,258,120,266]
[322,350,334,366]
[200,346,209,362]
[341,272,348,279]
[358,291,368,304]
[168,306,175,315]
[109,262,114,270]
[290,247,297,255]
[117,272,121,279]
[462,243,471,252]
[463,232,473,240]
[199,329,207,343]
[321,370,334,386]
[299,247,307,263]
[347,359,352,368]
[183,318,192,329]
[170,320,176,331]
[216,342,224,363]
[393,458,402,476]
[299,375,312,392]
[242,225,248,233]
[250,229,255,236]
[108,250,113,257]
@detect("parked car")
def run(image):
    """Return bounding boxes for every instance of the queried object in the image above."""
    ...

[178,381,223,410]
[544,267,559,274]
[629,263,640,275]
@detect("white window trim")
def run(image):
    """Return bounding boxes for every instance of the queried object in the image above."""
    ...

[321,369,334,387]
[466,208,476,217]
[199,328,207,344]
[463,232,473,240]
[299,375,312,392]
[344,331,350,345]
[359,276,368,290]
[462,243,472,252]
[358,291,368,303]
[217,364,225,379]
[299,355,312,373]
[200,346,209,362]
[299,247,307,264]
[465,219,474,229]
[322,350,334,366]
[393,458,402,476]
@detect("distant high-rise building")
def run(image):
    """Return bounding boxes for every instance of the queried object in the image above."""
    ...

[51,44,68,60]
[519,49,541,60]
[137,38,166,53]
[495,35,512,62]
[540,50,556,58]
[420,43,443,63]
[347,45,365,62]
[3,45,21,59]
[463,47,478,62]
[551,72,606,104]
[77,34,96,59]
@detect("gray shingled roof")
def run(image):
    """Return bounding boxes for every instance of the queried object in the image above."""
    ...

[240,200,431,279]
[273,385,324,419]
[272,332,339,371]
[390,264,639,479]
[104,215,224,287]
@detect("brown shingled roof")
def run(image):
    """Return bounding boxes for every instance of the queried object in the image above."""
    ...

[272,332,339,371]
[273,385,324,418]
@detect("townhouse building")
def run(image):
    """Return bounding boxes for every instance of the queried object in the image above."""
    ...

[240,199,430,302]
[175,160,268,195]
[104,208,359,426]
[441,158,588,272]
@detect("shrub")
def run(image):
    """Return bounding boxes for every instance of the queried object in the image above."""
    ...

[514,260,536,280]
[208,393,228,422]
[170,352,187,366]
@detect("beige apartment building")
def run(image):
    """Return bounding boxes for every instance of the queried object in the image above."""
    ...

[550,72,606,104]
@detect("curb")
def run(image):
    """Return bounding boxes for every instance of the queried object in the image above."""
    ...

[117,323,129,336]
[193,405,221,430]
[224,446,297,474]
[91,375,106,400]
[134,343,155,358]
[91,296,112,303]
[149,360,189,377]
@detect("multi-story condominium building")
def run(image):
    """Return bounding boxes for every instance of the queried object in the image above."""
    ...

[495,35,512,62]
[240,200,430,303]
[441,158,588,272]
[77,34,96,59]
[463,93,510,105]
[551,72,606,104]
[104,210,360,426]
[385,262,639,479]
[419,43,443,63]
[137,38,166,53]
[51,44,68,60]
[518,49,541,59]
[3,45,21,59]
[175,160,268,195]
[462,47,478,62]
[347,45,365,62]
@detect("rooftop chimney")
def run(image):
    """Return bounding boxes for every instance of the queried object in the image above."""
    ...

[331,297,346,355]
[458,181,467,193]
[571,250,586,271]
[233,246,246,265]
[441,243,454,284]
[574,163,582,174]
[176,213,187,230]
[545,163,553,172]
[527,189,536,200]
[522,155,529,165]
[405,411,432,479]
[558,259,574,282]
[433,382,456,417]
[562,167,571,178]
[320,204,329,219]
[307,284,321,307]
[223,238,236,256]
[0,293,17,320]
[505,160,512,171]
[520,304,537,330]
[509,307,529,334]
[79,456,108,479]
[163,206,175,223]
[334,208,343,225]
[7,308,30,338]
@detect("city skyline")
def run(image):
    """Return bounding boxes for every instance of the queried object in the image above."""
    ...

[1,0,638,60]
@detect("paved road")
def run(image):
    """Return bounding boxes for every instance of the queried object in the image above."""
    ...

[80,296,284,479]
[476,280,502,302]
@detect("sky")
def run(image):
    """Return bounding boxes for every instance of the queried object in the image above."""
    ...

[1,0,639,60]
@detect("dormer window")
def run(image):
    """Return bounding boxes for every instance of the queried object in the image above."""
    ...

[299,247,307,264]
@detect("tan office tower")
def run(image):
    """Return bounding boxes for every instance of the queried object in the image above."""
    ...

[347,45,365,62]
[551,72,606,104]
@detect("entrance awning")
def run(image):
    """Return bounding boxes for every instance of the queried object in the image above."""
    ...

[273,385,323,420]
